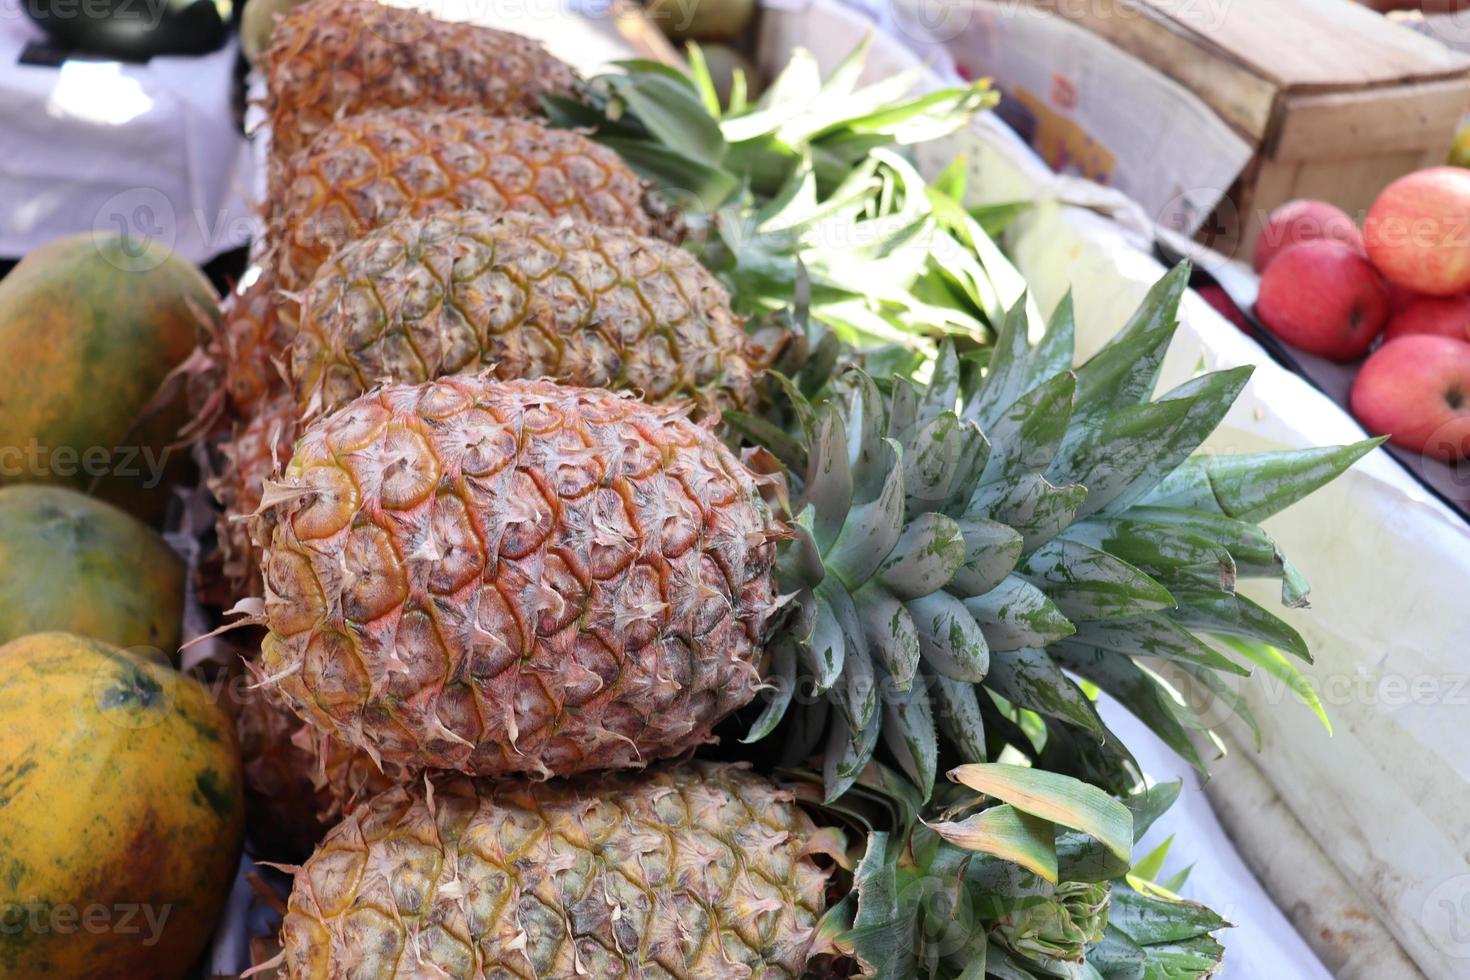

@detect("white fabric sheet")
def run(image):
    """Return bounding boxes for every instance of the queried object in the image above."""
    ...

[0,0,256,262]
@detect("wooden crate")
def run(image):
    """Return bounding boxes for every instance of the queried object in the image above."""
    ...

[1023,0,1470,261]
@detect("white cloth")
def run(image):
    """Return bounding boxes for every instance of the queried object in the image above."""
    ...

[0,0,257,262]
[1100,700,1334,980]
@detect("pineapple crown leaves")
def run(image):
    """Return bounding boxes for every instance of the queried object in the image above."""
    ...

[541,42,1004,355]
[807,763,1226,979]
[543,38,995,209]
[740,263,1380,803]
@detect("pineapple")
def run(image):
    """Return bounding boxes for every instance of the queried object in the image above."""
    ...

[278,763,828,978]
[257,376,778,777]
[288,210,758,418]
[261,0,581,165]
[229,673,402,859]
[271,111,673,293]
[212,392,297,595]
[273,762,1230,979]
[214,269,294,422]
[254,269,1375,799]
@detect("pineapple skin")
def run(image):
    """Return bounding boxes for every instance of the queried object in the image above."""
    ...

[281,763,828,979]
[229,671,403,860]
[215,270,294,421]
[291,210,756,418]
[273,111,666,293]
[258,376,780,777]
[261,0,581,165]
[212,390,298,598]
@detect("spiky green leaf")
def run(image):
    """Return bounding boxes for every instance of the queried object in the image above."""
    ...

[1019,540,1176,622]
[1142,439,1383,524]
[857,584,922,691]
[929,805,1058,881]
[878,513,968,599]
[985,646,1104,737]
[948,764,1134,861]
[964,575,1076,651]
[908,591,991,682]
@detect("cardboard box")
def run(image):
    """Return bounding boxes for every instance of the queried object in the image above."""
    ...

[1022,0,1470,260]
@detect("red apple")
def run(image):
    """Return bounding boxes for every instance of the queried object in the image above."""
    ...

[1252,199,1364,273]
[1197,283,1252,334]
[1363,167,1470,295]
[1385,279,1420,312]
[1255,240,1390,360]
[1382,294,1470,345]
[1351,335,1470,461]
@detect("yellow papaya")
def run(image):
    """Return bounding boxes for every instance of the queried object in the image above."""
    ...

[0,632,244,979]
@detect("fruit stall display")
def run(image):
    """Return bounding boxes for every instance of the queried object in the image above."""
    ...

[0,1,1420,979]
[909,33,1470,974]
[1185,168,1470,521]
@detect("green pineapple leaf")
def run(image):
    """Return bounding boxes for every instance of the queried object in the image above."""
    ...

[984,646,1104,737]
[928,803,1059,881]
[1018,541,1177,622]
[1109,886,1230,945]
[1097,365,1256,517]
[979,371,1077,490]
[1127,781,1183,841]
[1065,516,1236,592]
[825,709,883,801]
[1143,438,1384,524]
[1050,643,1208,775]
[877,514,969,599]
[827,445,906,588]
[948,763,1135,861]
[1130,835,1175,883]
[856,585,921,690]
[929,668,989,763]
[881,681,939,800]
[682,42,722,117]
[1168,590,1311,662]
[1219,636,1331,734]
[1071,264,1189,417]
[742,636,797,744]
[907,591,991,682]
[1069,616,1248,676]
[963,576,1076,651]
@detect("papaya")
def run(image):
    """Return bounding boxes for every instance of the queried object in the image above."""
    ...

[0,233,218,524]
[0,485,184,653]
[0,632,244,979]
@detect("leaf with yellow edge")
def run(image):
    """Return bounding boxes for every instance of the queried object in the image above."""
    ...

[948,763,1134,862]
[928,804,1057,882]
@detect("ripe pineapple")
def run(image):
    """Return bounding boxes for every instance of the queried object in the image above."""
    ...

[213,269,294,422]
[278,763,828,978]
[258,376,778,777]
[254,269,1375,799]
[272,111,671,293]
[212,392,297,595]
[229,674,402,859]
[289,210,757,418]
[262,0,581,165]
[273,760,1229,979]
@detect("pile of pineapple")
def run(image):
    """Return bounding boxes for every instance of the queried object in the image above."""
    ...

[174,0,1379,976]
